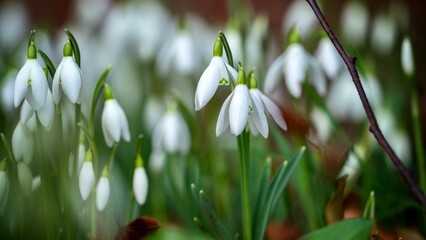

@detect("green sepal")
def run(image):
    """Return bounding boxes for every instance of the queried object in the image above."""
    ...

[213,38,223,57]
[288,26,300,45]
[237,67,246,85]
[64,29,81,67]
[135,154,144,168]
[84,149,93,163]
[27,42,37,59]
[248,71,257,89]
[38,49,56,77]
[103,84,114,100]
[101,166,109,178]
[63,40,73,57]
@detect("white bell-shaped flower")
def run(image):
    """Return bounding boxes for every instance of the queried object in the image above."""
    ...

[133,155,148,205]
[52,40,83,104]
[195,37,237,111]
[20,88,55,131]
[248,75,287,138]
[12,122,34,165]
[79,151,95,201]
[216,68,268,137]
[17,162,32,196]
[96,167,110,211]
[282,0,318,39]
[264,31,325,98]
[341,1,368,47]
[101,85,131,147]
[315,37,343,80]
[14,42,48,110]
[401,37,414,77]
[371,14,397,55]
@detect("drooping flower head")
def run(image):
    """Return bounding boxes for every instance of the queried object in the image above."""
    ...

[401,37,414,77]
[264,28,325,98]
[101,84,131,147]
[96,166,110,211]
[14,41,48,110]
[79,150,95,201]
[194,37,237,111]
[133,155,148,205]
[216,68,267,137]
[52,40,83,104]
[248,72,287,138]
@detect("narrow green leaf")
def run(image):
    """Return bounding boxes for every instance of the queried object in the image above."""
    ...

[89,65,111,133]
[253,147,305,240]
[198,190,231,240]
[252,157,272,231]
[219,31,234,68]
[300,218,373,240]
[37,49,56,78]
[64,29,81,67]
[363,191,375,220]
[1,133,15,164]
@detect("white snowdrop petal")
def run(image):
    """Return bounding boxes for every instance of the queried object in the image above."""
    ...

[12,123,33,164]
[149,150,165,173]
[102,100,122,146]
[256,90,287,130]
[61,57,82,104]
[264,53,286,94]
[225,62,238,84]
[96,177,110,211]
[248,117,259,136]
[52,61,64,104]
[133,168,148,205]
[249,93,269,138]
[401,37,414,76]
[17,162,32,196]
[14,60,30,107]
[117,103,131,142]
[285,44,307,98]
[163,113,179,153]
[20,100,34,124]
[79,162,95,201]
[36,89,55,131]
[316,39,342,79]
[229,85,250,136]
[308,56,326,96]
[27,60,48,110]
[216,91,233,136]
[195,58,220,111]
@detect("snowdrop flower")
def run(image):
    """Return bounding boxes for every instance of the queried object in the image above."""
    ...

[150,103,191,172]
[32,175,41,192]
[216,68,267,137]
[341,1,368,47]
[310,107,332,142]
[248,73,287,138]
[401,37,414,77]
[133,155,148,205]
[52,40,83,104]
[96,167,110,211]
[14,42,48,110]
[371,14,397,55]
[17,162,32,196]
[194,37,237,111]
[20,89,55,131]
[79,151,95,201]
[1,70,16,113]
[282,0,318,40]
[156,24,201,76]
[12,122,34,165]
[264,30,325,98]
[101,85,131,147]
[315,37,343,80]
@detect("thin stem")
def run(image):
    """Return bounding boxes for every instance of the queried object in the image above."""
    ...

[73,104,81,179]
[237,131,252,240]
[411,90,426,193]
[305,0,426,208]
[108,145,118,172]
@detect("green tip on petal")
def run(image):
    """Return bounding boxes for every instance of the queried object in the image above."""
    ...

[63,40,73,57]
[85,150,93,162]
[101,166,109,177]
[0,158,6,171]
[288,27,300,45]
[248,72,258,89]
[213,38,223,57]
[28,42,37,59]
[237,67,246,85]
[103,84,114,100]
[135,154,144,168]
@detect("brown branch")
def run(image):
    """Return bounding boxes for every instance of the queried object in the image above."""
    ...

[306,0,426,208]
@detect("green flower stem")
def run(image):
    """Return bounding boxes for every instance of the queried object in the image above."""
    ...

[73,104,81,179]
[108,145,118,172]
[411,90,425,193]
[237,130,252,240]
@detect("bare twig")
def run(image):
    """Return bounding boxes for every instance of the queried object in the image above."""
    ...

[306,0,426,208]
